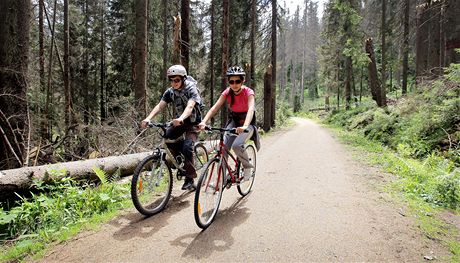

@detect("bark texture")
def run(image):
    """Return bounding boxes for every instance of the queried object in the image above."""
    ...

[0,152,151,200]
[133,0,148,120]
[0,0,30,170]
[365,38,384,107]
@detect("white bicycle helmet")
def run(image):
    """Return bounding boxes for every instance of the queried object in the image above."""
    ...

[167,65,187,77]
[226,66,246,77]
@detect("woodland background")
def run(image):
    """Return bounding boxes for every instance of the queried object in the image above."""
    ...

[0,0,459,170]
[1,1,460,260]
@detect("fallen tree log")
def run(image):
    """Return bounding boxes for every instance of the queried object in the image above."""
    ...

[0,152,152,200]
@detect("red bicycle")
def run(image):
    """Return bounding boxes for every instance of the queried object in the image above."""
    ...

[194,126,257,229]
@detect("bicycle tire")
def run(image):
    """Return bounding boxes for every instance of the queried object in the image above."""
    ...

[131,154,173,216]
[194,158,224,229]
[237,144,257,196]
[194,142,209,170]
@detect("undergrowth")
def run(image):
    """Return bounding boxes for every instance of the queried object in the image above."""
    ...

[324,66,460,208]
[0,168,130,262]
[327,126,460,262]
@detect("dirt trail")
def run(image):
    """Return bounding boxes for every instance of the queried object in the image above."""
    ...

[36,118,449,262]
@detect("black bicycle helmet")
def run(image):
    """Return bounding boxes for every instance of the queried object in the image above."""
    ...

[226,66,246,77]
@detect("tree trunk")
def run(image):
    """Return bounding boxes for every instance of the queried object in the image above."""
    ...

[0,0,30,170]
[345,56,352,109]
[83,0,90,125]
[181,0,190,71]
[271,0,277,127]
[336,64,340,110]
[279,17,286,101]
[133,0,148,121]
[39,0,45,133]
[44,4,64,76]
[44,0,58,141]
[290,61,295,106]
[439,1,445,72]
[210,0,215,126]
[263,66,273,132]
[162,0,168,94]
[380,0,387,107]
[444,0,460,66]
[250,0,256,90]
[221,0,229,126]
[401,0,410,95]
[172,15,181,65]
[0,152,152,200]
[365,38,384,107]
[64,0,72,127]
[100,1,107,121]
[301,0,308,104]
[415,1,441,78]
[359,65,364,103]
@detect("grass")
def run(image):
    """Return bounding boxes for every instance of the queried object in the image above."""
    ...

[1,201,133,263]
[0,168,133,263]
[320,118,460,262]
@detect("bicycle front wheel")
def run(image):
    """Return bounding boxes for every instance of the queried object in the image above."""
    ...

[194,158,224,229]
[194,142,208,170]
[131,154,173,216]
[237,144,257,196]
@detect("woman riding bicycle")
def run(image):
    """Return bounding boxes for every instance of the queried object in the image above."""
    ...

[198,66,259,181]
[141,65,203,190]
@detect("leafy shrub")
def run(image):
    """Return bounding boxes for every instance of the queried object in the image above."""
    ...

[434,169,460,209]
[0,169,128,241]
[362,108,398,144]
[325,62,459,166]
[275,102,294,127]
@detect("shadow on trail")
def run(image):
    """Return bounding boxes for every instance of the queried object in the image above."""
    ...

[110,190,194,241]
[169,197,251,260]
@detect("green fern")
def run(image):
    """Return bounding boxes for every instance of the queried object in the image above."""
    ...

[92,167,107,185]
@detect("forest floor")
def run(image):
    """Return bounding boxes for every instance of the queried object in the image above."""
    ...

[33,118,454,262]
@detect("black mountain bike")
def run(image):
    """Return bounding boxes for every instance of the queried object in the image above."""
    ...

[131,122,208,216]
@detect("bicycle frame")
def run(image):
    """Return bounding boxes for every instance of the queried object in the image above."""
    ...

[149,122,187,173]
[207,128,241,185]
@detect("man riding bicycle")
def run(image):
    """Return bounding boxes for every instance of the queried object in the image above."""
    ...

[141,65,203,190]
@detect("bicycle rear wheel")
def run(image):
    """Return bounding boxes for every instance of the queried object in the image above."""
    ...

[237,144,257,196]
[194,142,208,170]
[194,158,224,229]
[131,154,173,216]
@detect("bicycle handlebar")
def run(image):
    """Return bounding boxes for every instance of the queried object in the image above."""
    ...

[205,125,249,134]
[147,121,172,129]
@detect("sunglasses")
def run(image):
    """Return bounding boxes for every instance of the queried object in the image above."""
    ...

[169,78,182,83]
[228,79,242,85]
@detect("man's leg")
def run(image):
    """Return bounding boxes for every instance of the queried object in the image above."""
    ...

[181,125,199,190]
[164,125,184,164]
[164,126,193,190]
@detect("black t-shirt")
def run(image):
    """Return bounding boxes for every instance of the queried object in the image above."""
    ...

[161,76,202,124]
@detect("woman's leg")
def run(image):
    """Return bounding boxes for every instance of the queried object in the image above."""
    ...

[231,125,255,169]
[223,121,236,151]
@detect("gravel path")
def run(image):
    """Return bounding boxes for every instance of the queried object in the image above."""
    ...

[36,118,449,262]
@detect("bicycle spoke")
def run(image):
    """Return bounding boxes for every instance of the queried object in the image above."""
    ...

[237,144,256,196]
[131,155,173,216]
[194,159,223,229]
